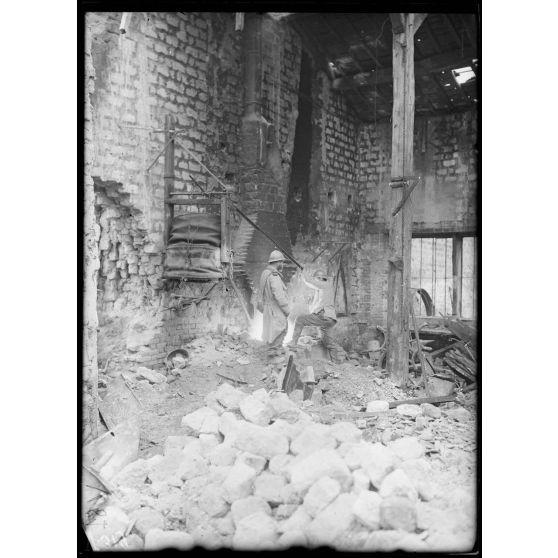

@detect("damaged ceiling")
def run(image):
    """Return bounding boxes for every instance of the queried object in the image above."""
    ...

[282,12,478,122]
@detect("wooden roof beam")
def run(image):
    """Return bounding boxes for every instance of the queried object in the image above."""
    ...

[413,13,428,32]
[390,13,427,37]
[423,16,444,54]
[389,13,406,35]
[332,47,476,90]
[290,19,335,81]
[443,13,466,51]
[318,14,375,110]
[458,13,476,48]
[345,18,383,69]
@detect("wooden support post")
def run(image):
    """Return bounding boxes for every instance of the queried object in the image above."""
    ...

[387,14,424,386]
[163,115,176,248]
[452,235,463,317]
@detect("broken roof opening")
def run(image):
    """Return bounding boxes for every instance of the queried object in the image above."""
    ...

[452,66,476,86]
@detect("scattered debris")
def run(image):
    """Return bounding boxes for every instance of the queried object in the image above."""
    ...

[86,382,475,551]
[86,331,476,552]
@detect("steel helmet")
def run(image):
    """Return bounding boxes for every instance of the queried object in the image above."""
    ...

[268,250,286,263]
[313,268,328,280]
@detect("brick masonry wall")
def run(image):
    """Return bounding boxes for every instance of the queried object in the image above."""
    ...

[87,12,305,365]
[358,109,478,232]
[308,72,361,241]
[354,109,478,324]
[238,16,302,216]
[285,66,363,349]
[89,12,242,246]
[261,16,301,197]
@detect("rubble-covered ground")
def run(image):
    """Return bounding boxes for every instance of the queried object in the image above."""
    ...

[86,331,477,552]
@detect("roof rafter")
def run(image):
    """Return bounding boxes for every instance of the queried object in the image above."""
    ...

[332,47,476,90]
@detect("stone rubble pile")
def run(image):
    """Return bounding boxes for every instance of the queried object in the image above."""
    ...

[86,383,474,552]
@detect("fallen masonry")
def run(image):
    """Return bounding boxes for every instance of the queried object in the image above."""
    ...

[85,383,476,551]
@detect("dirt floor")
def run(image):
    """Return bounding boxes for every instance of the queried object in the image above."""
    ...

[93,331,477,551]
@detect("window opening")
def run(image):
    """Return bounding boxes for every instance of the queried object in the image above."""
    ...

[411,235,477,319]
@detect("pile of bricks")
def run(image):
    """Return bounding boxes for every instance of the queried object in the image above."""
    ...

[86,384,474,552]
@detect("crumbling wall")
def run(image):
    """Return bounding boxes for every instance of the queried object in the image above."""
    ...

[89,12,242,252]
[87,12,306,367]
[84,17,102,442]
[94,179,159,310]
[261,16,302,200]
[88,11,246,366]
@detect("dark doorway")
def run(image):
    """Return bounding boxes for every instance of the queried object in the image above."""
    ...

[286,50,313,244]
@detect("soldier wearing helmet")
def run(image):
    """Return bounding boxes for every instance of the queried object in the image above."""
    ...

[257,249,291,354]
[288,267,340,359]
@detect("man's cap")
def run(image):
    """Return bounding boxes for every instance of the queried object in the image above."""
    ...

[268,250,286,263]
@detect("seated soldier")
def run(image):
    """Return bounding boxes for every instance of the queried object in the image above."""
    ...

[287,268,340,359]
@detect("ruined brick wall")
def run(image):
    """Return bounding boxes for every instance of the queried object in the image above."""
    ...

[87,12,306,365]
[413,111,478,234]
[308,73,361,240]
[261,16,301,202]
[357,109,477,232]
[84,18,102,442]
[238,16,302,216]
[88,11,246,364]
[285,67,363,350]
[89,11,242,246]
[354,109,478,324]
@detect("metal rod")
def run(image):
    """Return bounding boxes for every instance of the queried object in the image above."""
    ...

[174,137,231,194]
[232,205,303,270]
[327,242,349,263]
[146,130,179,173]
[311,246,329,263]
[189,175,207,194]
[226,268,252,325]
[120,373,143,409]
[391,176,421,216]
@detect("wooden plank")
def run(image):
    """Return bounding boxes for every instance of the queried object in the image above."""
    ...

[452,235,463,317]
[163,115,176,248]
[220,197,229,263]
[429,340,463,358]
[386,14,416,386]
[444,318,477,350]
[388,394,455,408]
[318,14,376,110]
[332,48,476,91]
[165,198,221,205]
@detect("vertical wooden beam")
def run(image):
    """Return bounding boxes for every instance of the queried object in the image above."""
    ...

[386,14,419,386]
[452,235,463,317]
[220,196,230,263]
[163,115,175,248]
